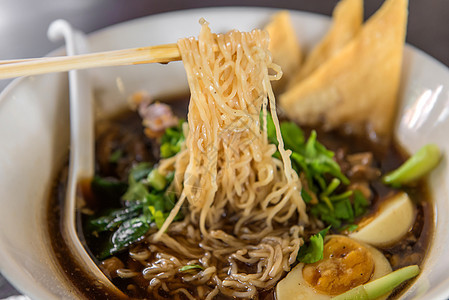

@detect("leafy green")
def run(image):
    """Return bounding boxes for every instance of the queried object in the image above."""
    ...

[105,216,151,258]
[263,112,365,230]
[280,122,305,150]
[304,131,350,186]
[88,204,143,234]
[265,113,348,194]
[122,162,152,202]
[122,180,149,202]
[129,162,153,182]
[310,191,367,230]
[147,169,167,191]
[108,149,123,163]
[301,189,313,204]
[341,224,359,233]
[353,190,370,217]
[88,162,182,259]
[297,226,330,264]
[160,120,185,158]
[334,199,354,220]
[310,203,341,229]
[142,192,182,229]
[179,264,204,272]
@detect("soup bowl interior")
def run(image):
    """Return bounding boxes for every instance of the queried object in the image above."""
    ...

[0,7,448,299]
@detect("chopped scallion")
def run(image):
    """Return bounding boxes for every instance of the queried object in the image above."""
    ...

[333,265,420,300]
[383,144,441,187]
[147,169,167,191]
[179,264,204,272]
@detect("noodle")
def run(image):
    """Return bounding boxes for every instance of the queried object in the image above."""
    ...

[123,20,308,298]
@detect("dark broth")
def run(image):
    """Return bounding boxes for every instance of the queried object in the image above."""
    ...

[47,97,434,299]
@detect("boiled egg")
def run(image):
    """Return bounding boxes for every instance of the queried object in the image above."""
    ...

[276,235,392,300]
[349,192,415,247]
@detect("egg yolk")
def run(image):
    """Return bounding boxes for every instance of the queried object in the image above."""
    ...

[302,236,374,295]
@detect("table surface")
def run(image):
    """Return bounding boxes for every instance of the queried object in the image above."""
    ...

[1,0,448,298]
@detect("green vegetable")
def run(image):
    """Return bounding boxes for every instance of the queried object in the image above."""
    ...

[332,265,420,300]
[179,264,204,272]
[262,112,370,231]
[89,204,143,234]
[122,181,148,202]
[329,191,353,202]
[304,130,350,186]
[310,190,366,230]
[160,120,185,158]
[383,144,441,187]
[301,189,313,204]
[334,199,354,220]
[85,121,185,259]
[321,178,341,197]
[297,226,330,263]
[147,169,167,191]
[129,162,153,182]
[260,110,278,145]
[88,160,182,259]
[353,190,369,217]
[108,149,123,163]
[310,203,342,229]
[153,210,166,229]
[122,163,152,202]
[341,224,358,233]
[143,192,183,229]
[106,216,151,258]
[280,121,304,150]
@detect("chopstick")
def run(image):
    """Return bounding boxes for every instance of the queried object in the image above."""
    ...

[0,43,181,79]
[0,58,36,65]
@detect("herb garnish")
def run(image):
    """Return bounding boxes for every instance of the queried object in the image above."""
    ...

[160,120,185,158]
[88,160,181,259]
[264,112,369,230]
[297,226,331,263]
[179,264,205,272]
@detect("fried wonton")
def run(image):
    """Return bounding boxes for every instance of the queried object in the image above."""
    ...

[265,11,303,91]
[280,0,408,144]
[289,0,363,86]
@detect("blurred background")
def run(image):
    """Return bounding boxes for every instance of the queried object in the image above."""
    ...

[0,0,448,298]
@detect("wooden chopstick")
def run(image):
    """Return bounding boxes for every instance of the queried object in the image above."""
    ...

[0,43,181,79]
[0,58,36,65]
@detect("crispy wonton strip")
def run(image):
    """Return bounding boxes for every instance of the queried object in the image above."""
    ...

[280,0,408,144]
[265,11,303,91]
[289,0,363,85]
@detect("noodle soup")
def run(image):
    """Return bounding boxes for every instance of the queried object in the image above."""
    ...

[47,96,433,299]
[45,1,438,299]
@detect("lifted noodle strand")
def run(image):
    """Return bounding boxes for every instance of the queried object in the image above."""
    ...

[147,20,307,298]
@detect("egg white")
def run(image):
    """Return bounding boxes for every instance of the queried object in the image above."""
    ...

[350,192,415,247]
[276,235,392,300]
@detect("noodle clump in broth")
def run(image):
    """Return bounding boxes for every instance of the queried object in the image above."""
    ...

[47,2,435,299]
[118,20,309,299]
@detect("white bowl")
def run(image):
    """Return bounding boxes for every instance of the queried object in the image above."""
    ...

[0,7,448,300]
